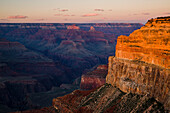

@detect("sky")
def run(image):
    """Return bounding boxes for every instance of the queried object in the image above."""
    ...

[0,0,170,23]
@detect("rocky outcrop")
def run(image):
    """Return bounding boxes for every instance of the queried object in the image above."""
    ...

[52,84,166,113]
[106,56,169,109]
[116,17,170,68]
[67,24,80,30]
[89,26,95,32]
[106,17,170,110]
[80,65,107,90]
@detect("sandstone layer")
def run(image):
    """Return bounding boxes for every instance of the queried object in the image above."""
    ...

[106,56,169,109]
[80,65,107,90]
[116,17,170,69]
[106,17,170,110]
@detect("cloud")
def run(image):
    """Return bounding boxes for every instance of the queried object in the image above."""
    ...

[8,15,28,19]
[35,19,45,21]
[55,14,62,16]
[82,13,100,17]
[164,12,170,15]
[133,13,150,15]
[142,13,150,15]
[94,9,104,11]
[64,19,69,21]
[54,14,75,16]
[0,19,9,22]
[63,15,70,16]
[108,9,112,11]
[59,9,68,12]
[0,19,9,21]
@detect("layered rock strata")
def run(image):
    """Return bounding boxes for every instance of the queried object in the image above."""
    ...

[116,17,170,68]
[106,17,170,110]
[80,65,107,90]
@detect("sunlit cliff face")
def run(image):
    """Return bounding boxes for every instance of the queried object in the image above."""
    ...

[106,17,170,109]
[116,17,170,69]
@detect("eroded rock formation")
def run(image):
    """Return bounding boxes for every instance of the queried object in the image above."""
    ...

[116,17,170,68]
[106,17,170,110]
[80,65,107,90]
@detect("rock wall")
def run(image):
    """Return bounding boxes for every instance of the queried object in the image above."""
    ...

[106,17,170,110]
[106,57,169,108]
[116,17,170,69]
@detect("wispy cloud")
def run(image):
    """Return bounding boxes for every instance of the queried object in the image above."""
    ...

[63,15,70,16]
[54,14,62,16]
[59,9,68,12]
[133,13,150,15]
[54,14,75,16]
[63,15,75,16]
[108,9,112,11]
[142,13,150,15]
[8,15,28,19]
[0,19,9,21]
[94,9,104,11]
[35,19,45,21]
[163,12,170,15]
[82,13,100,17]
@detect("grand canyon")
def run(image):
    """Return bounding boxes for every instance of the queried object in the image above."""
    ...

[0,16,169,113]
[0,23,143,112]
[50,16,169,113]
[0,1,170,112]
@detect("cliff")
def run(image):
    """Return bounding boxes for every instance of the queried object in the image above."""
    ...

[116,17,170,68]
[80,65,107,90]
[106,17,170,110]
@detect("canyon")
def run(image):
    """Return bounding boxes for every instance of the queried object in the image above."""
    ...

[3,17,170,112]
[50,16,169,112]
[0,23,142,112]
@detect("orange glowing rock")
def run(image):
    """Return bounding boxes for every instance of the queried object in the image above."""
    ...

[116,17,170,69]
[67,24,80,30]
[89,26,95,31]
[106,17,170,109]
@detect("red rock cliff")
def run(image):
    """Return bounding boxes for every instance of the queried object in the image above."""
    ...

[116,17,170,68]
[106,17,170,110]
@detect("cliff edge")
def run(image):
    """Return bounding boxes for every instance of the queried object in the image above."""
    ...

[106,16,170,110]
[116,16,170,68]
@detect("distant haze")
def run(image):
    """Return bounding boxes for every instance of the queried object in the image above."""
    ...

[0,0,170,23]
